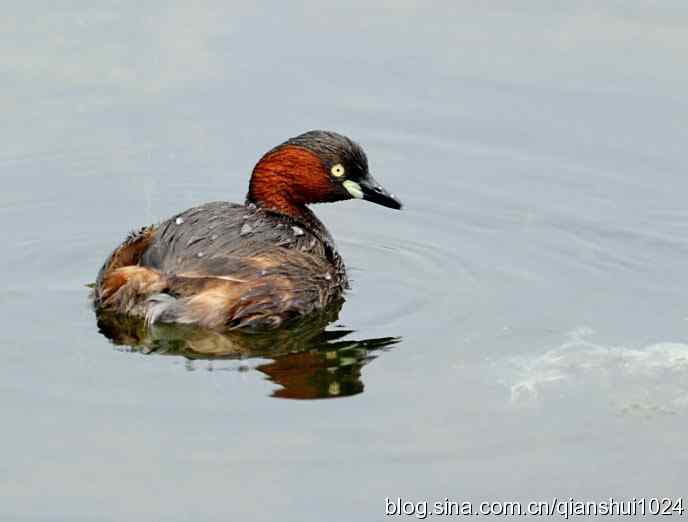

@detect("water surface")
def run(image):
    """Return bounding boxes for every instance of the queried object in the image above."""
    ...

[2,2,688,520]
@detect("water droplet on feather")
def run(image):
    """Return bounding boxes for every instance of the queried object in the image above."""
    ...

[240,223,252,236]
[175,217,184,225]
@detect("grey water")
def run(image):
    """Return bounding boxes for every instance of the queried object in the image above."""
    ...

[2,2,688,520]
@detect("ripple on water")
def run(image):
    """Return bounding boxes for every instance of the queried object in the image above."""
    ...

[7,233,105,292]
[338,229,480,330]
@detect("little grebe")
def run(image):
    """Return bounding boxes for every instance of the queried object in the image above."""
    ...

[94,130,402,329]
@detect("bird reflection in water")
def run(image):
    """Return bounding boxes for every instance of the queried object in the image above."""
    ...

[95,301,400,400]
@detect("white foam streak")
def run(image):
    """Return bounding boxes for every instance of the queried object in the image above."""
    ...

[508,327,688,413]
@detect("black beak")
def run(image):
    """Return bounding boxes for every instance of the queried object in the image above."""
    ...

[359,174,403,210]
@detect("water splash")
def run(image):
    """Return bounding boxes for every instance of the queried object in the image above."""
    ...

[507,327,688,415]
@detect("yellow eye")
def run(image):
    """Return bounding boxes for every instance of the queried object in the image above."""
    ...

[331,164,345,177]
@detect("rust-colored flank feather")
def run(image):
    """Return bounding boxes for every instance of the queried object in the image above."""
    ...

[93,130,402,330]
